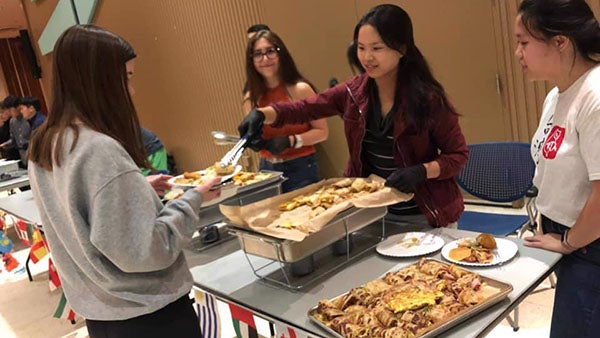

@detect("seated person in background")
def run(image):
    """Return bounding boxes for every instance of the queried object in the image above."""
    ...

[141,127,168,175]
[0,96,31,168]
[243,30,328,193]
[0,97,20,161]
[18,96,46,131]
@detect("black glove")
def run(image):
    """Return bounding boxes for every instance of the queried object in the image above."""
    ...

[385,164,427,193]
[238,109,265,142]
[247,137,266,152]
[264,136,291,155]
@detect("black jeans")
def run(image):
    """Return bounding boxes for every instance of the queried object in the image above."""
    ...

[259,153,320,193]
[86,295,200,338]
[542,215,600,338]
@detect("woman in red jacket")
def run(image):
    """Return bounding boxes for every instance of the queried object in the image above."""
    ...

[239,4,468,228]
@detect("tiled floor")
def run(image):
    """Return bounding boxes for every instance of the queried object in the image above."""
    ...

[0,203,555,338]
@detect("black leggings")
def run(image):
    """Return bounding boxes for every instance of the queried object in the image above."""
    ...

[86,295,201,338]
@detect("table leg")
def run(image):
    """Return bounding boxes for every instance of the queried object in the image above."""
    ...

[25,254,32,282]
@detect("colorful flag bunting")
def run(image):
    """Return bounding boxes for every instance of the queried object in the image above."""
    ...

[274,322,311,338]
[229,303,258,338]
[48,258,61,291]
[53,292,76,323]
[15,220,35,246]
[29,229,48,263]
[195,290,221,338]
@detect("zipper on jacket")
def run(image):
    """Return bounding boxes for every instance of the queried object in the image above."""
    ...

[346,85,366,176]
[395,141,441,227]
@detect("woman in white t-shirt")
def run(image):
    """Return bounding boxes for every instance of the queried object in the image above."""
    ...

[514,1,600,337]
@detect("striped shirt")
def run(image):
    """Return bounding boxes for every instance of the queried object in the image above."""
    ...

[362,85,420,215]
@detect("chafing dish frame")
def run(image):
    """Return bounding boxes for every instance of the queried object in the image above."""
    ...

[229,206,388,290]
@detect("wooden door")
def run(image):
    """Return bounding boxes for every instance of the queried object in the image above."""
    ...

[0,37,48,113]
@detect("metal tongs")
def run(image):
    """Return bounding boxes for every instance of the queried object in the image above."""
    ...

[210,136,248,191]
[218,135,247,168]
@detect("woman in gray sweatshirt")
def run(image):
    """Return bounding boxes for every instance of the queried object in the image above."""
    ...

[27,25,221,338]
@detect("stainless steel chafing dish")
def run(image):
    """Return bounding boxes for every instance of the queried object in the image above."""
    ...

[229,206,387,263]
[188,171,285,252]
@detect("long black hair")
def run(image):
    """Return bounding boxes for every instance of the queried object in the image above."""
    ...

[245,30,316,108]
[519,0,600,62]
[353,4,456,132]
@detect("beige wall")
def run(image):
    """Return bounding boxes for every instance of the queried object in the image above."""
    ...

[19,0,600,176]
[0,0,28,38]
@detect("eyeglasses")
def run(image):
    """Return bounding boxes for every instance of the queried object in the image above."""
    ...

[251,47,280,61]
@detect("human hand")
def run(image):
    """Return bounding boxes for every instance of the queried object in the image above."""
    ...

[385,164,427,193]
[264,136,290,155]
[146,174,173,195]
[238,109,265,142]
[524,233,574,254]
[247,137,266,152]
[194,176,222,203]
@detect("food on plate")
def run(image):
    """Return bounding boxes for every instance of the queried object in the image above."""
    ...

[398,236,421,248]
[214,162,235,175]
[448,246,472,261]
[312,258,501,337]
[477,233,497,250]
[449,233,497,264]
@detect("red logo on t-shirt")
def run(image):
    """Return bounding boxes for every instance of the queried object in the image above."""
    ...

[542,125,565,159]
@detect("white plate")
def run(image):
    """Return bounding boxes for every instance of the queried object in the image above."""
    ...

[376,232,445,257]
[168,165,242,188]
[441,238,518,267]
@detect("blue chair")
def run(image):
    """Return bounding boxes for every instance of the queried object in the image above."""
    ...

[456,142,535,237]
[456,142,538,332]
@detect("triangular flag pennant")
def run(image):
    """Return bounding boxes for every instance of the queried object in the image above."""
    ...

[228,303,258,338]
[29,229,48,263]
[15,220,33,246]
[53,292,76,323]
[194,290,221,338]
[48,258,61,291]
[2,252,19,272]
[274,323,310,338]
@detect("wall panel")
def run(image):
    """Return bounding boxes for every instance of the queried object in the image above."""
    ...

[22,1,600,175]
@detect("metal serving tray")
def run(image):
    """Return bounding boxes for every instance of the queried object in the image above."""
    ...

[198,171,283,227]
[230,206,387,263]
[307,258,513,338]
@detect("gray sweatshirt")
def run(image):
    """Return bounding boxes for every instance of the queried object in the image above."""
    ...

[28,126,203,320]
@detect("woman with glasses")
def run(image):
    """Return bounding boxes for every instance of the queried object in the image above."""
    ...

[239,5,468,229]
[243,30,328,193]
[515,0,600,336]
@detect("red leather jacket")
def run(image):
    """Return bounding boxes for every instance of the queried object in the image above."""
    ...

[271,74,468,227]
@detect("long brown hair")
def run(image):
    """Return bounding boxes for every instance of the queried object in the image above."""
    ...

[29,25,149,170]
[245,30,316,107]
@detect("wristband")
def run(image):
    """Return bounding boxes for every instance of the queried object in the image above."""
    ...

[561,229,578,251]
[294,134,304,149]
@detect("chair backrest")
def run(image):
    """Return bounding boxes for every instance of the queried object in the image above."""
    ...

[457,142,535,203]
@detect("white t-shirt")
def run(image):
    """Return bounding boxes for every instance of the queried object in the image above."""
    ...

[533,65,600,227]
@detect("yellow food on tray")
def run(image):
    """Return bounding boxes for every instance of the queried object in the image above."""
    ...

[449,233,497,264]
[232,171,274,186]
[312,258,501,338]
[172,165,273,187]
[277,178,382,213]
